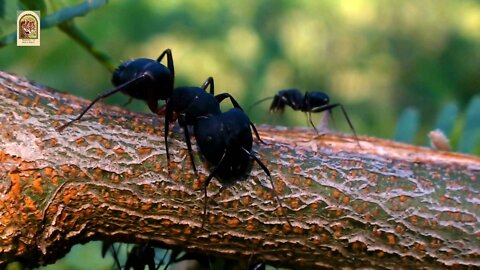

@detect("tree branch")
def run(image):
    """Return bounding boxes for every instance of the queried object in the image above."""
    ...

[0,71,479,269]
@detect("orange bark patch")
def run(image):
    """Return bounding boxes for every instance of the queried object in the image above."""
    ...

[32,177,43,194]
[8,172,22,199]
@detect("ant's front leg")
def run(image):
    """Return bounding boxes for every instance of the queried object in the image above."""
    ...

[201,77,215,95]
[157,49,175,93]
[178,116,198,174]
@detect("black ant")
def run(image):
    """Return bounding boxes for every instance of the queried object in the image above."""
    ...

[193,108,291,227]
[252,89,358,137]
[56,49,174,132]
[55,49,262,175]
[124,244,158,270]
[163,76,263,173]
[103,242,165,270]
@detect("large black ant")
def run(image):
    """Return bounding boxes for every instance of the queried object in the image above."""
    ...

[193,108,291,227]
[163,76,263,173]
[55,49,262,175]
[57,49,175,132]
[252,89,358,137]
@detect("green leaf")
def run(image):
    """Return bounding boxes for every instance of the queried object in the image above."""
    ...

[0,0,5,18]
[0,0,108,46]
[458,95,480,154]
[394,107,420,143]
[58,21,116,72]
[433,102,458,136]
[19,0,47,14]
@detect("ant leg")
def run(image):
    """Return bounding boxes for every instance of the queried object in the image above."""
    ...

[181,123,197,174]
[164,101,173,174]
[337,104,358,138]
[164,249,182,270]
[311,104,358,138]
[157,49,175,93]
[215,93,242,109]
[311,103,360,146]
[201,77,215,95]
[103,242,121,270]
[216,93,266,144]
[147,91,159,113]
[241,147,292,227]
[202,151,227,228]
[249,122,266,144]
[57,74,151,132]
[156,49,175,80]
[307,111,320,134]
[145,245,156,270]
[122,97,133,107]
[157,250,170,270]
[247,96,274,114]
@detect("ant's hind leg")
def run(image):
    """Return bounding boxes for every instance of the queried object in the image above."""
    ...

[306,112,320,135]
[241,147,292,227]
[164,102,173,174]
[201,151,227,228]
[250,122,266,144]
[311,103,361,146]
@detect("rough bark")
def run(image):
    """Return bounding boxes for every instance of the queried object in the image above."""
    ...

[0,70,479,269]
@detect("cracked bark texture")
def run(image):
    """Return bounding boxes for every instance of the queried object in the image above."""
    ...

[0,70,479,269]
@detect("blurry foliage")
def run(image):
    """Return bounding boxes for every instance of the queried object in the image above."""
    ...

[395,95,480,154]
[1,0,480,141]
[393,107,419,143]
[0,0,115,71]
[2,0,480,269]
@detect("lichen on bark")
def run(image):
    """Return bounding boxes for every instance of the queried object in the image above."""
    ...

[0,71,479,269]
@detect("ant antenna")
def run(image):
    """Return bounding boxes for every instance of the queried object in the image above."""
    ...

[247,96,274,113]
[56,74,151,132]
[313,103,361,147]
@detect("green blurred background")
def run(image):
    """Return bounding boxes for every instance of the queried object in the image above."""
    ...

[1,0,480,269]
[2,0,479,140]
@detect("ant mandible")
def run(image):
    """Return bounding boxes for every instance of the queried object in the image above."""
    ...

[193,108,291,227]
[56,49,174,131]
[252,89,358,137]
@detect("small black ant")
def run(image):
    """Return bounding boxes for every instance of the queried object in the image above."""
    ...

[252,89,358,137]
[57,49,174,131]
[163,76,263,173]
[193,108,291,227]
